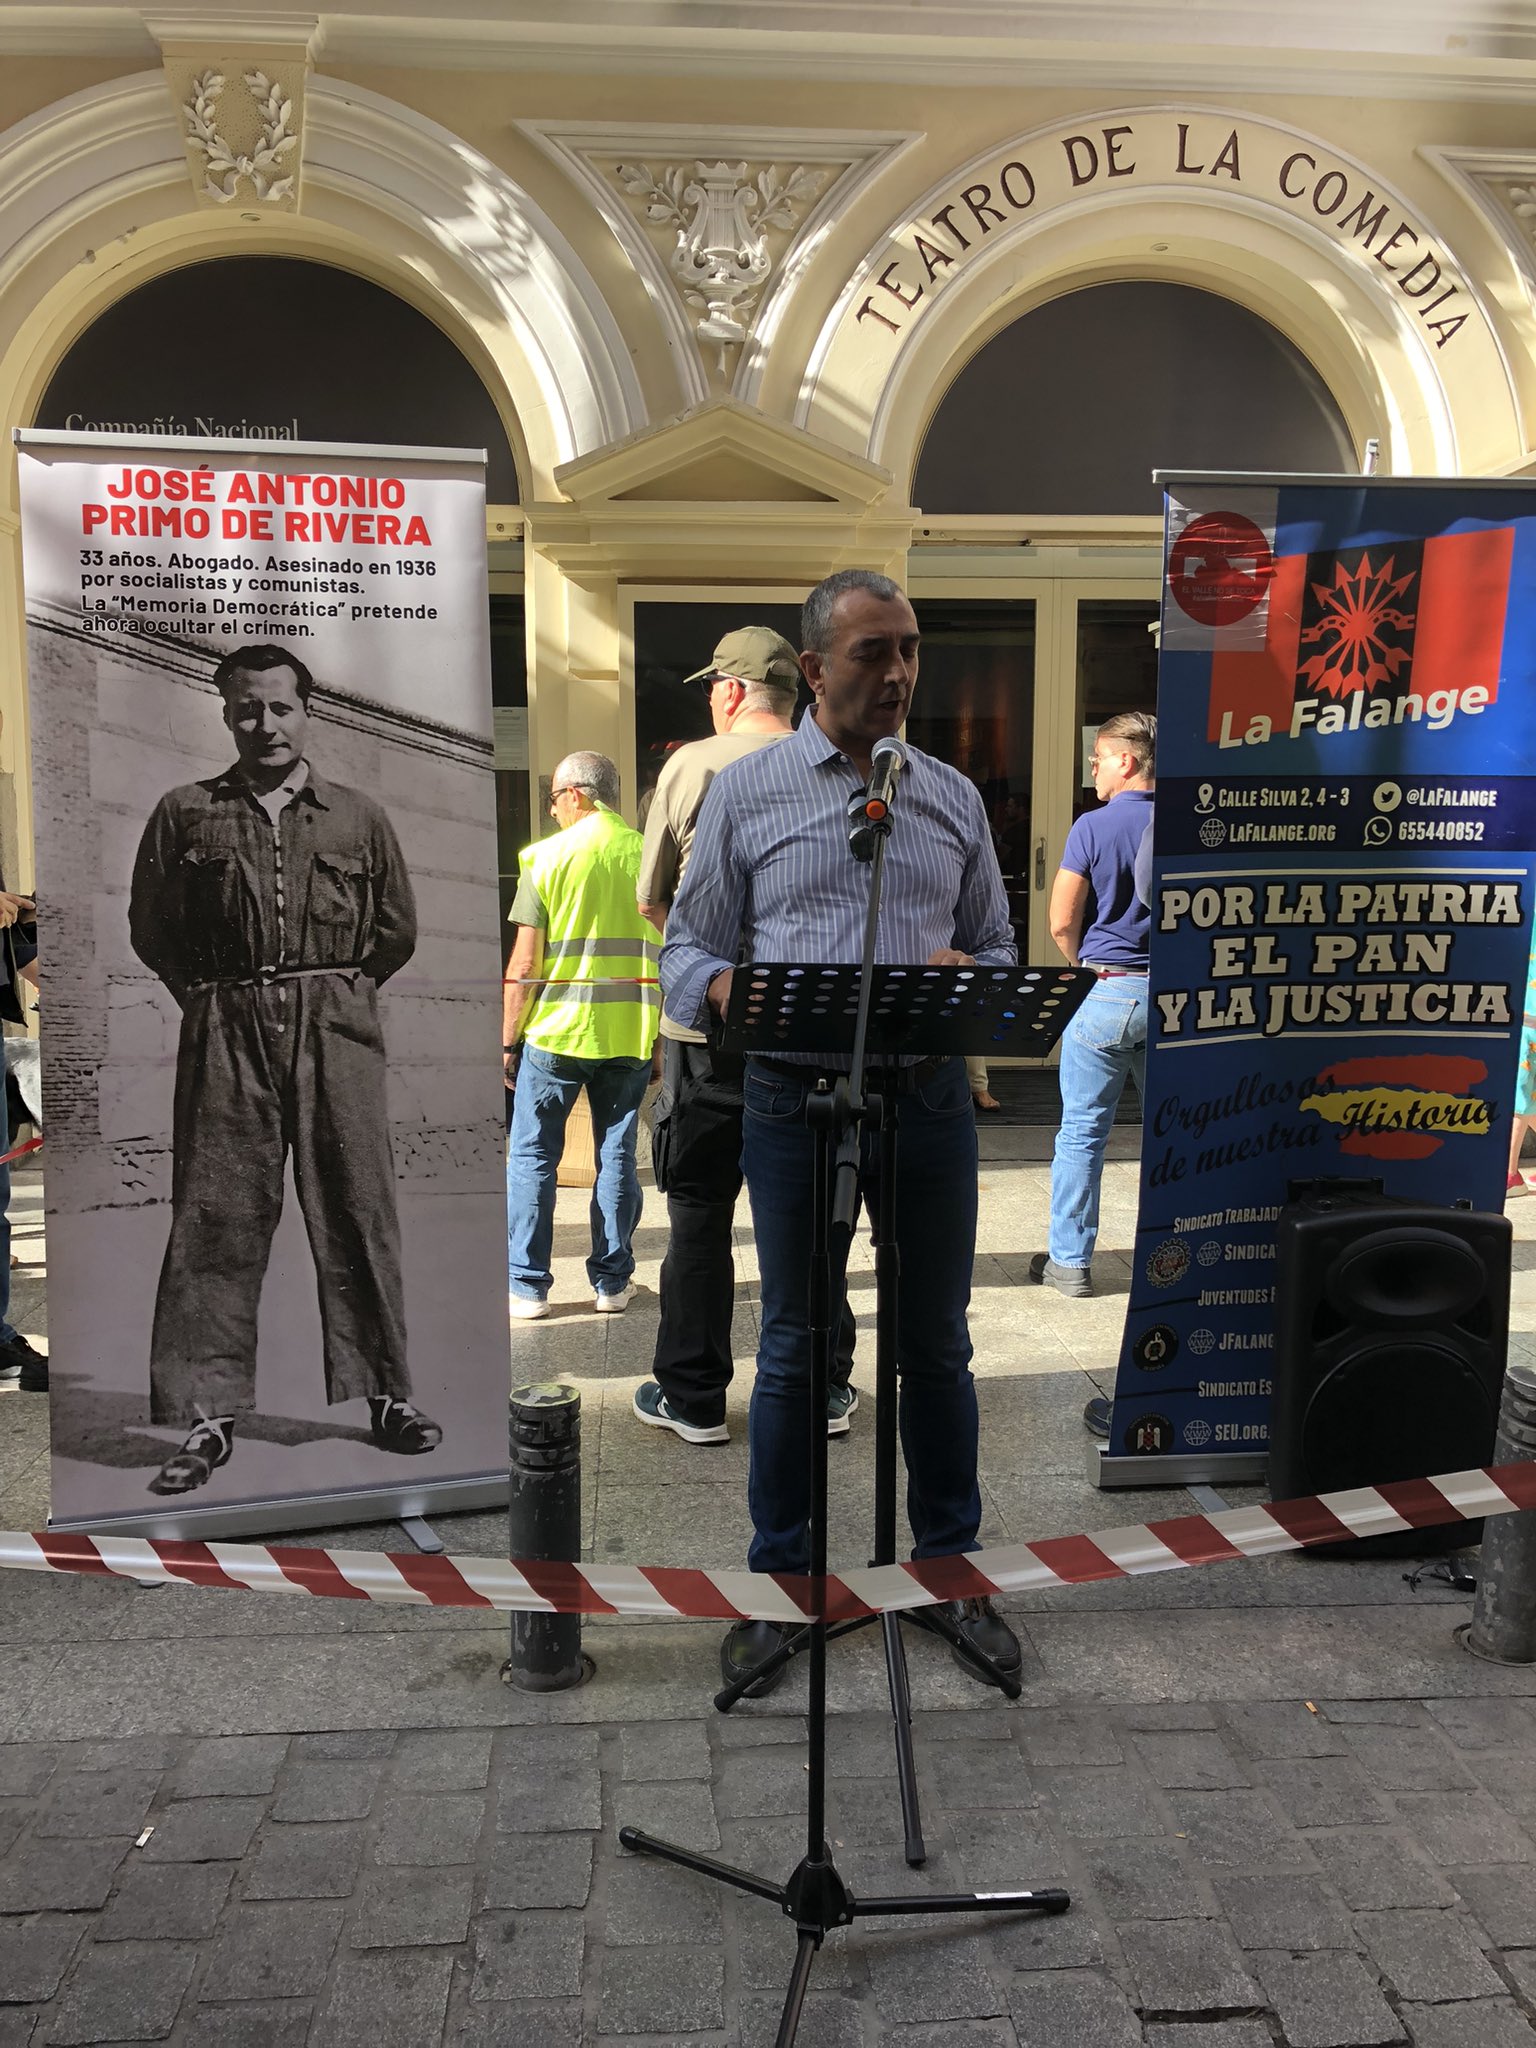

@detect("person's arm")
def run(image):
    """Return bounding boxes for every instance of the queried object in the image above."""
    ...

[636,763,683,933]
[1049,868,1092,967]
[128,797,186,996]
[952,784,1017,966]
[503,923,544,1053]
[365,804,418,984]
[659,776,746,1033]
[502,862,548,1079]
[0,894,33,932]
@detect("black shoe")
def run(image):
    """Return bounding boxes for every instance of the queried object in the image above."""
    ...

[148,1417,234,1496]
[369,1397,443,1455]
[1083,1396,1111,1438]
[947,1596,1024,1682]
[1026,1252,1093,1299]
[720,1618,794,1699]
[0,1332,44,1392]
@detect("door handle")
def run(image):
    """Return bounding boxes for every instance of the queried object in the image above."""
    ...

[1034,836,1046,890]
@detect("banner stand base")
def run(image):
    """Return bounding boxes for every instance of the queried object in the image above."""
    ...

[1094,1448,1268,1490]
[46,1474,509,1544]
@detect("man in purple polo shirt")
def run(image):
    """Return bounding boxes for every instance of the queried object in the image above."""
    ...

[1029,712,1156,1430]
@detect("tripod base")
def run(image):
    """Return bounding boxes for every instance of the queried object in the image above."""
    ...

[715,1601,1023,1866]
[619,1827,1069,2048]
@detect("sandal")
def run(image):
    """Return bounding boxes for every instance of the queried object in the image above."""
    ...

[369,1397,443,1455]
[148,1417,234,1496]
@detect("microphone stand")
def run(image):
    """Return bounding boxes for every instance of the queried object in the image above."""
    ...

[619,760,1070,2047]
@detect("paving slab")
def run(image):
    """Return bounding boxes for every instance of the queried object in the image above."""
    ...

[1254,1950,1408,2047]
[1397,2003,1536,2048]
[1394,1792,1536,1866]
[467,1912,585,2001]
[95,1860,234,1940]
[865,1929,1009,2023]
[312,1949,457,2047]
[480,1832,594,1911]
[1212,1872,1359,1951]
[0,1836,130,1913]
[0,1916,85,2003]
[1449,1866,1536,1947]
[41,1937,197,2046]
[594,1942,724,2033]
[739,1987,865,2048]
[1006,1967,1145,2048]
[1353,1906,1508,2001]
[140,1795,266,1862]
[1117,1916,1262,2012]
[241,1818,365,1898]
[1303,1827,1459,1912]
[201,1899,344,2000]
[179,2000,315,2048]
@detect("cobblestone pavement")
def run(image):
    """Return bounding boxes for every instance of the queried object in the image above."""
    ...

[0,1153,1533,2043]
[1,1697,1536,2044]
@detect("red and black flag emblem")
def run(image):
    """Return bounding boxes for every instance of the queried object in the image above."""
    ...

[1206,526,1513,743]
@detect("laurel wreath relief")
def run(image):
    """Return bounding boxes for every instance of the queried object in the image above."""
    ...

[183,69,298,203]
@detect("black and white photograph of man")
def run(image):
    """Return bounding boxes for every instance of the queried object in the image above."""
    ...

[128,643,444,1496]
[18,440,508,1534]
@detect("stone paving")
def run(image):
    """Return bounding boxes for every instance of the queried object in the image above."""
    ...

[0,1145,1532,2044]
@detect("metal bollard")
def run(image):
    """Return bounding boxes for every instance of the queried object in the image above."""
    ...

[1464,1361,1536,1666]
[502,1381,592,1692]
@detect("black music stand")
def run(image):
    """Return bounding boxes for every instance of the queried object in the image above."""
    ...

[620,956,1091,2044]
[712,962,1093,1864]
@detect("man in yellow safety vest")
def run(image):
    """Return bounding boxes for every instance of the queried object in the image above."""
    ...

[503,751,659,1318]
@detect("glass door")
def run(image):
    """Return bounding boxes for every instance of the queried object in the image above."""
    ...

[1029,580,1161,960]
[1069,594,1160,827]
[906,597,1038,963]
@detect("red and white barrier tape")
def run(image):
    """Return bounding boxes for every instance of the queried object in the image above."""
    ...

[1,1462,1531,1622]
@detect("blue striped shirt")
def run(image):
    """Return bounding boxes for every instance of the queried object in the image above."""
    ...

[660,711,1015,1044]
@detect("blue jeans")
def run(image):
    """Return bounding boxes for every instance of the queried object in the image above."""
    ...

[0,1157,14,1343]
[1049,973,1149,1270]
[506,1047,650,1300]
[741,1055,982,1575]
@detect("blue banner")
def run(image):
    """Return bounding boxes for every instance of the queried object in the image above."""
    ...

[1103,477,1536,1478]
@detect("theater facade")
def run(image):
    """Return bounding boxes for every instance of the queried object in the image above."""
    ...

[3,3,1535,952]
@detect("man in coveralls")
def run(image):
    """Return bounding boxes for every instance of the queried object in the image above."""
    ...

[129,642,442,1496]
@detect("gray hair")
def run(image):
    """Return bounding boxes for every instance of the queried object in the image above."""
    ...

[740,673,799,715]
[554,750,620,808]
[802,569,906,655]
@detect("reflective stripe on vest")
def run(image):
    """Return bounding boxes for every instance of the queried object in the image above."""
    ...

[520,809,659,1060]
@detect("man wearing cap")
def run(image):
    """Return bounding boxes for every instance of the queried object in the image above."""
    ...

[632,628,856,1445]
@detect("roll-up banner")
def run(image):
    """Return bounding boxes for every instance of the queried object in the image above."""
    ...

[1102,473,1536,1486]
[15,430,510,1537]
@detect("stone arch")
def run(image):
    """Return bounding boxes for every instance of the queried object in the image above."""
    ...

[795,107,1525,490]
[0,70,647,506]
[0,65,647,868]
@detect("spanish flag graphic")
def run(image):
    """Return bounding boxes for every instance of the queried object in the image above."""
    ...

[1204,525,1514,745]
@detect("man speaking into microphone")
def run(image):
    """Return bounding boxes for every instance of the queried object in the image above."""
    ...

[660,568,1022,1695]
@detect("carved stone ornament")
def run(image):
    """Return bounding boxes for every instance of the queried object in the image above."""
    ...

[182,67,298,204]
[1502,182,1536,245]
[614,159,826,369]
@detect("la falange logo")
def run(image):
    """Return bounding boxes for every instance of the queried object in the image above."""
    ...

[1297,547,1417,704]
[1182,522,1515,749]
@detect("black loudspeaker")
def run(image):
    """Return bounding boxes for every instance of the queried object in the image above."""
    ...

[1270,1178,1509,1557]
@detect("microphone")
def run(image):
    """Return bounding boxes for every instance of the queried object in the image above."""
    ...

[863,736,907,823]
[848,736,907,860]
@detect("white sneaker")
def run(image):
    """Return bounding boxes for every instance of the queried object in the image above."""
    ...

[594,1284,636,1314]
[508,1293,550,1321]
